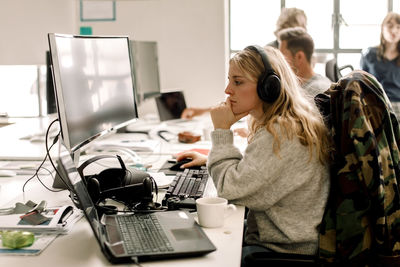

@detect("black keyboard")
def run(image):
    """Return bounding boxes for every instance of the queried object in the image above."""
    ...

[117,214,174,254]
[164,167,209,199]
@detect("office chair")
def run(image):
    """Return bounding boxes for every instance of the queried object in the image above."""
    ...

[244,70,400,267]
[325,58,354,82]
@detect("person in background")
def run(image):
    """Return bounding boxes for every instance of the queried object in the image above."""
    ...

[278,27,332,97]
[180,106,210,119]
[177,45,331,265]
[181,7,308,120]
[267,7,307,48]
[360,12,400,118]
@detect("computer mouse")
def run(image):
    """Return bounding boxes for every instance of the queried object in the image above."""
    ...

[0,170,17,177]
[169,158,193,171]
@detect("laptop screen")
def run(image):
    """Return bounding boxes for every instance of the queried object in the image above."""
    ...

[155,91,187,121]
[58,141,103,248]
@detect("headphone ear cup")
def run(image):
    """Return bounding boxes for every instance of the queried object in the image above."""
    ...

[257,73,281,103]
[123,169,133,186]
[87,177,101,203]
[97,169,125,189]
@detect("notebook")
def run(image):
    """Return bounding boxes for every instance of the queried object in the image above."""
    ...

[57,140,216,263]
[155,91,187,121]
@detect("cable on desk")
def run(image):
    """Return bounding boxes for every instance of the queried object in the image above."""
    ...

[131,256,143,267]
[22,118,70,193]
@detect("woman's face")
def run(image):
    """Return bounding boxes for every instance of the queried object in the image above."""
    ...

[225,63,264,118]
[383,18,400,44]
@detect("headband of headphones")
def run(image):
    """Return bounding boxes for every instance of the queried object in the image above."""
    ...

[245,45,275,75]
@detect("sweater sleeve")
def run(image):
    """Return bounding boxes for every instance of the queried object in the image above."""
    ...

[207,128,320,211]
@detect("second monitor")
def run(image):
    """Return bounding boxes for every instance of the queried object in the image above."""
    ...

[130,41,161,102]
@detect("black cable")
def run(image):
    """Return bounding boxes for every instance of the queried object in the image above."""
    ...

[22,118,75,193]
[34,165,59,192]
[157,130,173,142]
[124,130,150,136]
[22,118,61,192]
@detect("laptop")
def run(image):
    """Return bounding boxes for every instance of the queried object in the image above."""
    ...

[57,140,216,263]
[155,91,187,122]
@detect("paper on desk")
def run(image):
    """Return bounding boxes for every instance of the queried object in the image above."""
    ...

[0,233,57,256]
[148,172,175,189]
[0,205,82,234]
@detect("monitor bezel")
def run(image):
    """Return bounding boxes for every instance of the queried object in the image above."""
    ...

[48,33,138,154]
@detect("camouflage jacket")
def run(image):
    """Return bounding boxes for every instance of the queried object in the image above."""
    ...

[316,70,400,265]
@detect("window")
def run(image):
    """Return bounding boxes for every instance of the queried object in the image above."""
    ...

[285,0,333,49]
[230,0,281,50]
[395,0,400,12]
[230,0,394,73]
[0,65,45,117]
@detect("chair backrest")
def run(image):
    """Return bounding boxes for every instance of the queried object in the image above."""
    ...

[325,58,339,82]
[316,70,400,266]
[325,58,354,82]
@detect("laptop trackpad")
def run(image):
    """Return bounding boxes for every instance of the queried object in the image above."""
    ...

[171,227,204,241]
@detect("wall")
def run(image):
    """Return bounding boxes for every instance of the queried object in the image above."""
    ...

[0,0,76,65]
[0,0,228,110]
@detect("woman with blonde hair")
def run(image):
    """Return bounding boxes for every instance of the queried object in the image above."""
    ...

[361,12,400,117]
[177,46,331,264]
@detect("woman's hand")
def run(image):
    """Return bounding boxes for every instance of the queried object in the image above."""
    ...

[175,151,207,168]
[210,99,248,130]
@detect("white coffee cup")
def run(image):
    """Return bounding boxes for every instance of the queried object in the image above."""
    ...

[196,197,236,228]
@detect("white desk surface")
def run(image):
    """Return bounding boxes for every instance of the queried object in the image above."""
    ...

[0,117,245,266]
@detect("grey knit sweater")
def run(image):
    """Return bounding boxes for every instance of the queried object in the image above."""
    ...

[207,128,330,255]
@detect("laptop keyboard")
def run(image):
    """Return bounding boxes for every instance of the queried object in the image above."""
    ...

[117,214,174,254]
[165,167,209,199]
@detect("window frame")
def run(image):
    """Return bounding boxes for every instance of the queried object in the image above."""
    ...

[229,0,395,60]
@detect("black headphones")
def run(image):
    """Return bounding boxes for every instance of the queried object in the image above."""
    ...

[77,155,154,206]
[245,45,281,103]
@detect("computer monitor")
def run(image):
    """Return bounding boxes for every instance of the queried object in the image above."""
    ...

[45,50,57,115]
[48,33,138,159]
[130,41,161,102]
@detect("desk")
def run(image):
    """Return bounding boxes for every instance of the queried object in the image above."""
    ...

[0,117,245,266]
[0,117,57,160]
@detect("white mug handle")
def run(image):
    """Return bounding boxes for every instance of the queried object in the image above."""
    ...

[224,204,237,218]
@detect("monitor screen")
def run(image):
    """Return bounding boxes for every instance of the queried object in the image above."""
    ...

[46,50,57,115]
[130,41,161,101]
[155,91,187,121]
[48,33,138,153]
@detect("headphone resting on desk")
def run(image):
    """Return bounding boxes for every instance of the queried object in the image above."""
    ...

[77,155,155,208]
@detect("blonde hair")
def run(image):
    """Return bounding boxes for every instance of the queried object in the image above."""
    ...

[378,12,400,66]
[230,46,331,164]
[274,8,307,37]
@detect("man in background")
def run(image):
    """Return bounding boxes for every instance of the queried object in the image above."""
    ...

[267,7,307,48]
[278,27,331,97]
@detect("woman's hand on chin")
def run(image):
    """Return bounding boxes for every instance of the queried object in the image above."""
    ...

[210,100,248,130]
